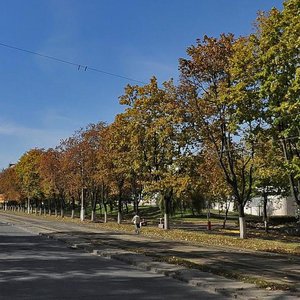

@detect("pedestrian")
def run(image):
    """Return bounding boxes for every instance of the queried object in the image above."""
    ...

[132,213,141,234]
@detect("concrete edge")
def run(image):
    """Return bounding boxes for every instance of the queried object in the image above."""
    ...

[39,232,254,298]
[39,232,299,299]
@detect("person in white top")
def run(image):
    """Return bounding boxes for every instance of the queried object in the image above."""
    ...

[132,214,141,234]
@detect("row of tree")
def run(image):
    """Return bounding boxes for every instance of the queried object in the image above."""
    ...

[0,0,299,238]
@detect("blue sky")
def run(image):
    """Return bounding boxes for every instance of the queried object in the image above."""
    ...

[0,0,283,169]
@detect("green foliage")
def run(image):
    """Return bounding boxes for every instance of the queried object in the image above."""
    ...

[255,0,300,205]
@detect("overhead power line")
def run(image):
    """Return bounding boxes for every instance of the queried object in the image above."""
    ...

[0,41,146,84]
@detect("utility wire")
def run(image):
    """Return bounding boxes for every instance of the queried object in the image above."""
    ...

[0,41,146,84]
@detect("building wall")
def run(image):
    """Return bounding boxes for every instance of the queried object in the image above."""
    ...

[215,195,298,217]
[245,195,298,217]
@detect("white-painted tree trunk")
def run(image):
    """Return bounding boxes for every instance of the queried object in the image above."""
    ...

[71,209,75,219]
[239,217,247,239]
[164,213,170,230]
[80,207,85,221]
[117,212,122,224]
[104,211,107,223]
[91,210,95,222]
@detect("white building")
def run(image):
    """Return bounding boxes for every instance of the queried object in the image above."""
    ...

[214,195,299,217]
[245,195,298,217]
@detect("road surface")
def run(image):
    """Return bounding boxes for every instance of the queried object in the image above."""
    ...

[0,217,220,300]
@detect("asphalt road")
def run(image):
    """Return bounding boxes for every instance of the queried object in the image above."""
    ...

[0,220,220,300]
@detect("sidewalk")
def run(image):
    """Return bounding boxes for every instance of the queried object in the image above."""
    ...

[41,227,300,300]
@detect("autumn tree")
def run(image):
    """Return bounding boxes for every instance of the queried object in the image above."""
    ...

[0,165,22,209]
[253,135,289,232]
[199,148,233,228]
[256,0,300,208]
[59,131,86,219]
[119,77,191,229]
[39,148,64,216]
[81,122,106,221]
[59,122,106,221]
[15,149,44,214]
[95,126,113,223]
[179,34,262,238]
[100,117,132,224]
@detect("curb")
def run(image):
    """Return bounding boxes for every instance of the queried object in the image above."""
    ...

[40,232,284,299]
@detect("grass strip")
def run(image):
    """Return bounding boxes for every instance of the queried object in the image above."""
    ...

[4,211,300,256]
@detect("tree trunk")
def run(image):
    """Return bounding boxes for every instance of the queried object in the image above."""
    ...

[180,200,184,218]
[163,190,172,230]
[27,198,30,214]
[263,192,268,233]
[80,188,85,221]
[238,203,246,239]
[99,203,102,216]
[164,212,169,230]
[91,210,95,222]
[103,201,108,223]
[239,217,246,239]
[54,198,58,216]
[60,196,65,218]
[191,207,195,216]
[223,206,229,229]
[91,192,97,222]
[71,197,75,219]
[117,211,122,224]
[109,201,113,213]
[134,199,137,214]
[281,138,300,206]
[48,199,51,216]
[117,191,122,224]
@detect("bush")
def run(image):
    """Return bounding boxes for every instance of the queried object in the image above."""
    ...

[269,216,297,225]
